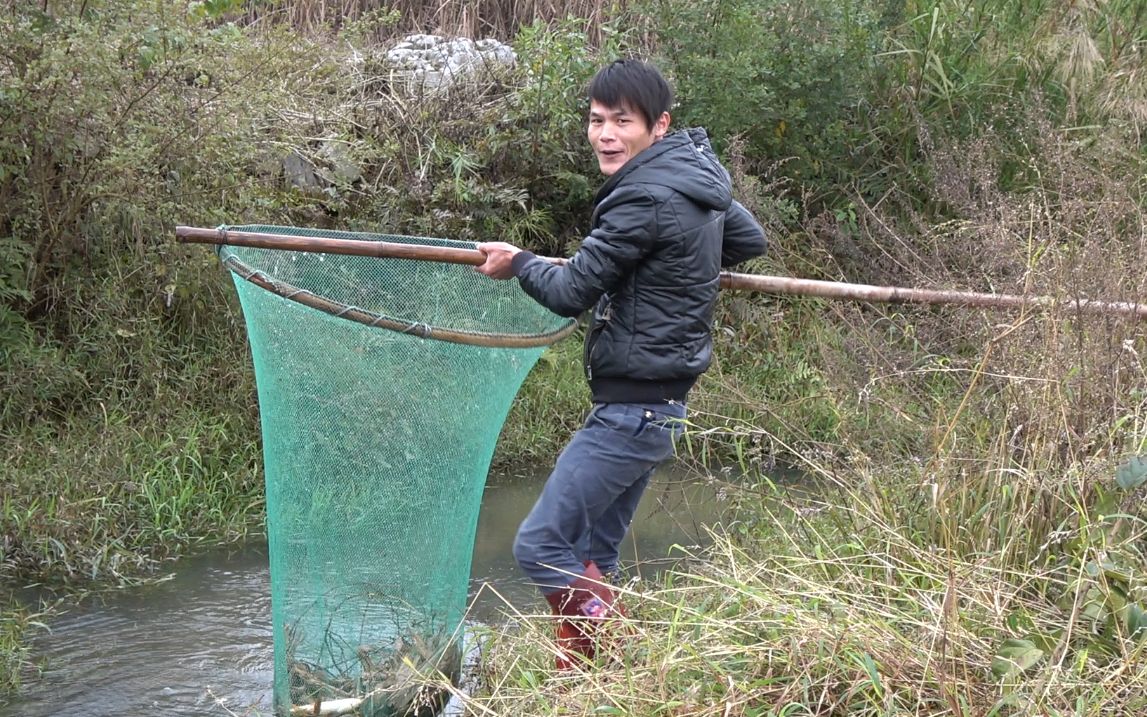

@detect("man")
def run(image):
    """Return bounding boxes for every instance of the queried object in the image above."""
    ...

[475,59,766,669]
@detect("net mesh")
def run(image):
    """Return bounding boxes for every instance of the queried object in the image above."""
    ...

[219,225,575,715]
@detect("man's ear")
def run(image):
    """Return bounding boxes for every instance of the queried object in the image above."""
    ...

[653,112,671,139]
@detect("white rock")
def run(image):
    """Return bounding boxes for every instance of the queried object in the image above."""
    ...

[382,34,516,93]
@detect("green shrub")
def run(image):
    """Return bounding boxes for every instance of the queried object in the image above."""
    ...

[647,0,882,200]
[0,2,336,427]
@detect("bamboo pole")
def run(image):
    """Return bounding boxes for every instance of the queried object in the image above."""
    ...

[177,226,483,266]
[176,225,1147,320]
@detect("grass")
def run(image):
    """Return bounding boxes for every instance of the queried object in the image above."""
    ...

[0,335,263,690]
[11,116,1146,713]
[247,0,629,44]
[460,451,1147,716]
[0,599,45,694]
[496,336,591,468]
[2,411,263,583]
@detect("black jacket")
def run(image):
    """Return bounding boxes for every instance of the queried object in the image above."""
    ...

[511,128,767,403]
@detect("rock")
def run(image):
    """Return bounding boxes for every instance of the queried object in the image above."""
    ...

[280,139,362,195]
[382,33,516,94]
[283,151,320,193]
[317,140,361,184]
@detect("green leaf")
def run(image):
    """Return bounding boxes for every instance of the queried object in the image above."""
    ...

[991,638,1044,679]
[1093,485,1119,517]
[1124,603,1147,640]
[1024,630,1061,654]
[1115,455,1147,491]
[1005,608,1036,634]
[1098,560,1133,585]
[1106,583,1130,613]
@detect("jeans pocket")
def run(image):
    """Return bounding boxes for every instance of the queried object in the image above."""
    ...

[635,409,671,436]
[637,404,687,439]
[591,403,642,436]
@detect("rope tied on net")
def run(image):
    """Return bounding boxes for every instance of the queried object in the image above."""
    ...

[398,322,433,338]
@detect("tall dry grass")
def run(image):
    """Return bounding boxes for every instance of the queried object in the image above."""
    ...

[245,0,628,42]
[458,491,1146,715]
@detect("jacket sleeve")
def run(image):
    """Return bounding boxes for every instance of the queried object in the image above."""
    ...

[721,200,767,268]
[511,187,657,317]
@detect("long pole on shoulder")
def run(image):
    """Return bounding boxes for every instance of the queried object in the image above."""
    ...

[175,225,1147,320]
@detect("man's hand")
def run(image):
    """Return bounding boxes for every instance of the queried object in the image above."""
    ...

[474,242,522,280]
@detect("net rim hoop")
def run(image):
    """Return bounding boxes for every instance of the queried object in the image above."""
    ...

[219,245,577,349]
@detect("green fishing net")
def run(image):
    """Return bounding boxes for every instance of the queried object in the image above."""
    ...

[218,225,575,715]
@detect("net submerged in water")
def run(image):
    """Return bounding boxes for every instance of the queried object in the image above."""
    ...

[218,225,575,715]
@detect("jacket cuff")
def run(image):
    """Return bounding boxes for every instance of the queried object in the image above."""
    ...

[511,250,537,276]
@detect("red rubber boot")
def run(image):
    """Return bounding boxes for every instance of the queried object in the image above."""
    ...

[544,561,621,670]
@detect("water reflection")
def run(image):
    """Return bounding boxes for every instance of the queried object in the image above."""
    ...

[0,545,275,716]
[1,465,734,716]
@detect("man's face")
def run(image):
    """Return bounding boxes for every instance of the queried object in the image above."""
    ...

[588,99,669,176]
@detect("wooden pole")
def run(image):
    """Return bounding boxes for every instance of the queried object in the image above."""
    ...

[176,225,1147,320]
[715,273,1147,319]
[176,225,483,266]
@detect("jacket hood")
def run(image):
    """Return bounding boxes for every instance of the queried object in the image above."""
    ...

[595,128,732,211]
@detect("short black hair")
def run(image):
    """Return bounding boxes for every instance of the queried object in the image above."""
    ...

[587,59,673,131]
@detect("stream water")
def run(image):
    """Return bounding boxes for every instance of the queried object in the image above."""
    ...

[1,464,738,716]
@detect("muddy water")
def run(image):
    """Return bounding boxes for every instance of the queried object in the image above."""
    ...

[1,465,737,716]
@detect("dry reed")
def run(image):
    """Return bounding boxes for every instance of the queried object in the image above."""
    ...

[245,0,629,44]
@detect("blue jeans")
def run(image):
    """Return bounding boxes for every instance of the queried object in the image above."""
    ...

[513,401,687,595]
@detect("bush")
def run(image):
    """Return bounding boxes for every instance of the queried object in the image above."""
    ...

[0,1,335,426]
[647,0,883,201]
